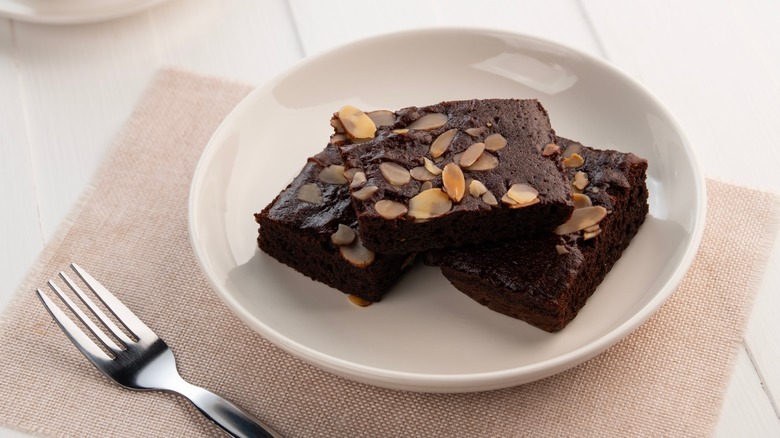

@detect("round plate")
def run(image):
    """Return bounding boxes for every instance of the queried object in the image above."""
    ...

[0,0,167,24]
[189,28,705,392]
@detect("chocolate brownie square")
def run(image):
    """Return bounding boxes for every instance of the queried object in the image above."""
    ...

[432,137,649,332]
[334,99,574,254]
[255,145,412,303]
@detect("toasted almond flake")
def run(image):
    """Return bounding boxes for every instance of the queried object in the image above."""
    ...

[430,128,457,158]
[410,166,437,181]
[562,142,583,158]
[375,200,408,219]
[442,163,465,202]
[337,105,377,139]
[482,191,498,206]
[393,128,409,134]
[339,236,375,267]
[469,179,488,197]
[563,153,585,168]
[573,193,592,209]
[505,183,539,205]
[573,171,589,191]
[542,143,560,156]
[297,183,322,204]
[556,244,570,255]
[330,118,345,133]
[350,171,367,188]
[461,152,498,171]
[419,181,433,192]
[423,157,442,175]
[583,229,602,240]
[407,112,448,130]
[343,167,361,181]
[379,162,411,186]
[484,133,507,151]
[408,188,452,221]
[555,206,608,235]
[583,224,600,233]
[366,110,395,127]
[465,126,488,137]
[348,295,372,307]
[459,142,486,168]
[352,185,378,200]
[318,165,349,184]
[330,224,356,246]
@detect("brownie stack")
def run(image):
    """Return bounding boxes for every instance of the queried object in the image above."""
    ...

[255,100,648,331]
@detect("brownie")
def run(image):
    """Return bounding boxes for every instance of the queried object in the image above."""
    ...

[255,145,413,302]
[431,137,649,332]
[333,99,574,254]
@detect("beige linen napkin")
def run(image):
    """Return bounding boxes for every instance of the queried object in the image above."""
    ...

[1,69,778,437]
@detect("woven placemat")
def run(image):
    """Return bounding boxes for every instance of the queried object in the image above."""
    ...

[0,69,777,437]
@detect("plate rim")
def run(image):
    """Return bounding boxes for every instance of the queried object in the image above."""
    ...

[188,26,707,392]
[0,0,168,24]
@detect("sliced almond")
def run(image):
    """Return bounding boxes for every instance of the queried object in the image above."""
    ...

[423,157,443,175]
[462,152,498,171]
[410,166,437,181]
[583,229,602,240]
[555,206,608,235]
[583,224,600,233]
[407,112,448,131]
[337,105,377,139]
[442,163,465,202]
[429,128,457,158]
[556,244,570,255]
[573,193,592,209]
[408,188,452,221]
[482,191,498,206]
[379,162,411,186]
[419,181,433,192]
[352,185,378,200]
[459,142,486,168]
[563,153,585,168]
[343,167,361,181]
[484,133,507,151]
[573,171,589,191]
[350,171,367,188]
[348,295,373,307]
[339,236,375,267]
[297,183,322,204]
[393,128,409,134]
[330,224,356,246]
[505,183,539,205]
[366,110,395,127]
[375,200,408,220]
[330,118,345,133]
[318,165,348,184]
[562,142,583,158]
[465,126,488,137]
[469,179,488,197]
[542,143,560,156]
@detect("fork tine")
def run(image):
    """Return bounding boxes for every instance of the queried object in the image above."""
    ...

[60,272,134,346]
[36,288,113,363]
[70,263,157,342]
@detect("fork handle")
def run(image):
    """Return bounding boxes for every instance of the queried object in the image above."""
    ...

[175,381,282,438]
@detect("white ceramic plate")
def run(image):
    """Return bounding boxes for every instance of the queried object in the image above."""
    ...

[0,0,166,24]
[189,28,705,393]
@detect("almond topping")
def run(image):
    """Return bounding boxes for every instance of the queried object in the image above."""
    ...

[379,162,411,186]
[469,179,488,197]
[484,133,507,151]
[482,191,498,206]
[410,166,437,181]
[442,163,466,202]
[339,236,375,267]
[542,143,560,156]
[297,183,322,204]
[330,118,345,133]
[337,105,377,139]
[583,229,602,240]
[505,183,539,205]
[407,112,448,131]
[408,188,452,221]
[343,167,361,181]
[461,152,498,171]
[350,171,367,188]
[423,157,443,175]
[318,165,349,184]
[348,295,372,307]
[555,206,608,235]
[459,142,486,168]
[352,185,378,200]
[430,128,457,158]
[465,126,488,137]
[563,153,585,168]
[556,245,570,255]
[419,181,433,192]
[573,171,589,191]
[330,224,356,246]
[366,110,395,127]
[375,200,408,220]
[563,142,583,158]
[573,193,592,209]
[393,128,409,134]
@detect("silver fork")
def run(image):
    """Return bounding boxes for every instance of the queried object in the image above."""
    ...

[36,263,282,438]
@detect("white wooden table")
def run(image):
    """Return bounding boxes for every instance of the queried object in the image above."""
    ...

[1,1,778,436]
